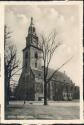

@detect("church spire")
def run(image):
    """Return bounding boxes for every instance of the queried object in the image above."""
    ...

[26,17,38,47]
[28,17,36,35]
[30,17,33,25]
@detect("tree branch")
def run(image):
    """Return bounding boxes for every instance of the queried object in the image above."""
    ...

[46,56,73,83]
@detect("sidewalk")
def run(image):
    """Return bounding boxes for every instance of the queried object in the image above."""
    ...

[8,100,79,108]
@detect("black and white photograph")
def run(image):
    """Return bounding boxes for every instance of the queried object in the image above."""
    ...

[1,1,82,123]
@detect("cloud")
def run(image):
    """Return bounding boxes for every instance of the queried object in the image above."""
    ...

[5,5,81,86]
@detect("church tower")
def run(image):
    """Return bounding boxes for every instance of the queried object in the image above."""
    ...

[22,17,42,73]
[16,18,43,101]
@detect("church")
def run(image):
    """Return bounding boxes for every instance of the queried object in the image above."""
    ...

[14,17,79,101]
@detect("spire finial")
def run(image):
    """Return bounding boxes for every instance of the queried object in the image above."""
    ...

[31,17,33,25]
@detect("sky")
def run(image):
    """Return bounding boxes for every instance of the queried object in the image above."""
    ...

[5,4,82,87]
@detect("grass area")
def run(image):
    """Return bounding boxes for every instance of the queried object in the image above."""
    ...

[5,103,80,120]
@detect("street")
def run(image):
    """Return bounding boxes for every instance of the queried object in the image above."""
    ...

[5,100,80,120]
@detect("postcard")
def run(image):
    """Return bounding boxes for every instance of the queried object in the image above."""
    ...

[0,1,83,124]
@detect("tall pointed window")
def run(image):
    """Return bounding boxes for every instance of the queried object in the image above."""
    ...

[35,52,38,68]
[35,52,38,59]
[25,61,27,68]
[35,61,37,68]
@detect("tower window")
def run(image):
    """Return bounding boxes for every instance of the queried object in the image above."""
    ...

[35,52,38,59]
[35,61,37,68]
[25,61,27,68]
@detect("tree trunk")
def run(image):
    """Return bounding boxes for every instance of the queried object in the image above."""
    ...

[5,75,9,110]
[44,80,48,105]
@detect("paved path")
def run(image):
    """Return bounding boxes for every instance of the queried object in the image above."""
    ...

[5,101,80,120]
[9,100,79,106]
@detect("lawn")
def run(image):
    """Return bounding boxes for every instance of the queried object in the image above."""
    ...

[5,101,80,120]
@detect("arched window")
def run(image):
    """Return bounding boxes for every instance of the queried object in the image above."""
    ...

[35,52,38,59]
[35,61,37,68]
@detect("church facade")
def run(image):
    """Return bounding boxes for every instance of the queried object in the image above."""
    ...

[15,18,78,101]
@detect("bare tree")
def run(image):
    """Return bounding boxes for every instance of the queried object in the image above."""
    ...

[39,31,73,105]
[4,25,19,106]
